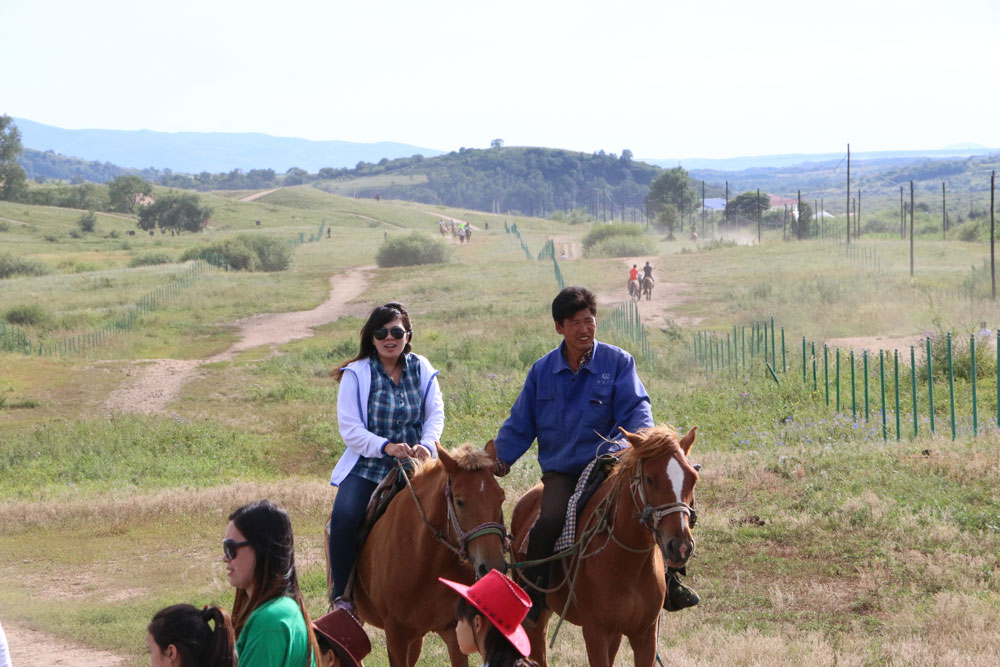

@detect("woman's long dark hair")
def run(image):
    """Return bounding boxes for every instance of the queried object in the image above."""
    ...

[333,302,413,381]
[228,500,320,666]
[455,597,538,667]
[148,604,235,667]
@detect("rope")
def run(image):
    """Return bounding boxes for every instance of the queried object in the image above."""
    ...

[395,459,466,560]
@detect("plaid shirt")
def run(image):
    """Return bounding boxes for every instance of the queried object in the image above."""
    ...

[352,354,424,484]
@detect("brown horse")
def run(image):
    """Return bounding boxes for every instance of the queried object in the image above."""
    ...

[627,279,640,300]
[641,275,654,301]
[511,426,698,667]
[354,442,508,667]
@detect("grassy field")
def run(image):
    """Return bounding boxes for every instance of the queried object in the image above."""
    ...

[1,189,998,665]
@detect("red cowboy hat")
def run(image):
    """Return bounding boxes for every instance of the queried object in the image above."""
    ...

[312,609,371,667]
[439,570,531,657]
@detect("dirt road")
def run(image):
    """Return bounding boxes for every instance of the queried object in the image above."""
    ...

[599,257,702,330]
[103,266,372,414]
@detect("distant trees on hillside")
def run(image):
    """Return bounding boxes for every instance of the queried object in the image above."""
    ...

[0,115,27,201]
[725,191,771,220]
[646,167,695,239]
[108,175,153,213]
[137,192,212,233]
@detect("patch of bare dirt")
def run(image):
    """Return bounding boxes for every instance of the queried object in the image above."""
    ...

[238,188,280,202]
[102,267,372,415]
[549,235,583,260]
[5,623,127,667]
[825,335,928,356]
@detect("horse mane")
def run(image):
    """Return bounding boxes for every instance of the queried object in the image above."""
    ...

[608,426,690,497]
[412,443,493,478]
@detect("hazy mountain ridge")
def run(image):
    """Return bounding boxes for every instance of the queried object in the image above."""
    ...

[13,118,443,173]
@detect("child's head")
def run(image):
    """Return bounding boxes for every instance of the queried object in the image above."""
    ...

[439,570,531,661]
[312,609,371,667]
[146,604,235,667]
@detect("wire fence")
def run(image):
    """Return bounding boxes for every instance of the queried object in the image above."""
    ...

[693,316,999,441]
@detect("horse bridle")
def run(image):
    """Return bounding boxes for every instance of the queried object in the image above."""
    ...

[629,459,698,532]
[444,477,509,561]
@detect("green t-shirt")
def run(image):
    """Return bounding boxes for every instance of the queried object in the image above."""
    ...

[236,596,315,667]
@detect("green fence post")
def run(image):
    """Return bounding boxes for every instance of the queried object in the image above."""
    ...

[742,327,746,369]
[971,334,978,436]
[894,349,901,441]
[764,321,769,362]
[851,350,857,420]
[997,330,1000,429]
[770,316,776,370]
[781,326,786,373]
[812,342,817,391]
[835,348,841,411]
[824,344,829,406]
[911,346,918,438]
[864,350,870,422]
[947,332,956,441]
[802,336,806,382]
[927,337,935,434]
[880,350,887,441]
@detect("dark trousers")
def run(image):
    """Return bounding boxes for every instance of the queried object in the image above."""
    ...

[524,471,579,587]
[329,473,378,599]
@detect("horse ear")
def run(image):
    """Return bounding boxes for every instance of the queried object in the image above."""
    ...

[618,427,644,448]
[484,439,497,461]
[679,427,697,456]
[437,443,458,475]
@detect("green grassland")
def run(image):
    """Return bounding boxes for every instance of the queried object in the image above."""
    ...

[1,189,998,664]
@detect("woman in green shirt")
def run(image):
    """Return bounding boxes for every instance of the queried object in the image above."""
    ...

[224,499,320,667]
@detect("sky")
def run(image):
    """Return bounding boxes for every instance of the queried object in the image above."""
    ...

[3,0,999,160]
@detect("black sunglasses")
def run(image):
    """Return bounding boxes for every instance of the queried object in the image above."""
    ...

[222,538,251,560]
[373,326,409,340]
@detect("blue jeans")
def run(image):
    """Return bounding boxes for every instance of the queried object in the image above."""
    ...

[329,473,378,599]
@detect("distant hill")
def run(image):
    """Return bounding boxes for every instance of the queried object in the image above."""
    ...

[13,118,443,173]
[646,146,1000,172]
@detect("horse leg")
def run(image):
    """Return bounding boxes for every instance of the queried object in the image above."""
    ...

[526,611,552,667]
[607,633,623,664]
[383,623,416,667]
[405,635,425,667]
[626,626,658,667]
[437,627,470,667]
[580,624,614,667]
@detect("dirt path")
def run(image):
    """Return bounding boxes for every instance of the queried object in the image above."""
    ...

[5,623,128,666]
[103,267,373,415]
[422,210,481,231]
[238,188,281,203]
[550,234,583,259]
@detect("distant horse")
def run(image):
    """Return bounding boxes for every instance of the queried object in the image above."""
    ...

[690,229,698,241]
[627,279,641,300]
[641,275,654,301]
[354,442,508,667]
[511,426,699,667]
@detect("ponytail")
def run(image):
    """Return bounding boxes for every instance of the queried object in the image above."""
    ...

[149,604,236,667]
[200,606,236,667]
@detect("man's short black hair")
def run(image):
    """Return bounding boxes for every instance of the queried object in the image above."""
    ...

[552,286,597,323]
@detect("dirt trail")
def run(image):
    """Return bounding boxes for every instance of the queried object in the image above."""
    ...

[238,188,280,202]
[422,210,481,231]
[103,267,373,415]
[598,257,702,330]
[5,623,128,666]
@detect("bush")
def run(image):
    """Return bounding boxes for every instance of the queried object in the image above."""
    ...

[581,224,647,250]
[0,253,48,279]
[375,232,451,268]
[179,234,292,272]
[954,219,984,242]
[0,221,10,232]
[128,252,172,268]
[78,211,97,233]
[583,235,655,258]
[4,304,48,326]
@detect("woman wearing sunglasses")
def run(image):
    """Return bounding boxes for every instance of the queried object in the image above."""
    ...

[328,302,444,616]
[223,500,320,666]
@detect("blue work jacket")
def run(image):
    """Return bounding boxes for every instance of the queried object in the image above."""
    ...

[495,340,653,475]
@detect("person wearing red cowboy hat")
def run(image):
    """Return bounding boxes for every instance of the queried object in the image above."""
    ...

[439,570,539,667]
[311,609,372,667]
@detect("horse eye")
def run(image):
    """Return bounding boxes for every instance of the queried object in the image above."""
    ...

[645,475,654,486]
[455,498,465,508]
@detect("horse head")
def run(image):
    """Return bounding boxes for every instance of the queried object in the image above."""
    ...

[435,440,508,579]
[616,426,699,568]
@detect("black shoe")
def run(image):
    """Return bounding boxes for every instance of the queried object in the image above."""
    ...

[664,570,700,611]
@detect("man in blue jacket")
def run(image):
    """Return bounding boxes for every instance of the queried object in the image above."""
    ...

[493,286,698,624]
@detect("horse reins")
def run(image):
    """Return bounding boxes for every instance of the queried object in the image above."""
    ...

[396,459,508,562]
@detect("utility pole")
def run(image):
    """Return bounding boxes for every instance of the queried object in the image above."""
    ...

[910,180,915,277]
[992,171,996,301]
[857,188,861,237]
[756,188,761,243]
[702,180,706,236]
[725,180,729,225]
[797,190,803,239]
[783,204,787,241]
[900,187,904,239]
[846,143,851,245]
[820,198,824,238]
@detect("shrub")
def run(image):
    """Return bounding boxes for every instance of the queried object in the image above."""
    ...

[0,221,10,232]
[128,252,172,268]
[4,304,49,326]
[954,219,984,242]
[78,211,97,233]
[0,253,48,279]
[583,235,655,258]
[69,229,82,239]
[581,224,646,250]
[375,232,451,268]
[179,234,292,272]
[43,234,59,242]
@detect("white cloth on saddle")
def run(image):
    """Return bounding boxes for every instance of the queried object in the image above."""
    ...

[553,457,602,553]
